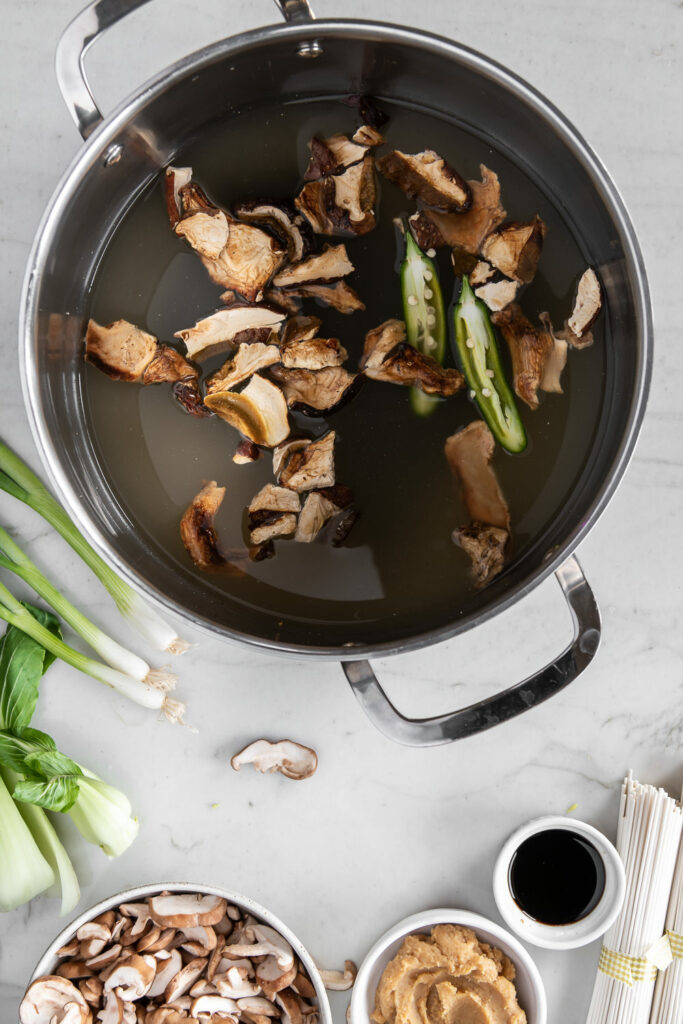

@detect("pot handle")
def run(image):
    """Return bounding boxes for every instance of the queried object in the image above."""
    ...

[341,555,601,746]
[55,0,316,140]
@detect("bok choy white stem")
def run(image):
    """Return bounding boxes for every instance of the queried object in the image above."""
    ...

[0,440,189,655]
[0,766,54,912]
[0,526,176,691]
[0,582,184,722]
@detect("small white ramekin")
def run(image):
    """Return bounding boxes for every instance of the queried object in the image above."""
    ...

[493,815,626,950]
[349,908,547,1024]
[26,881,332,1024]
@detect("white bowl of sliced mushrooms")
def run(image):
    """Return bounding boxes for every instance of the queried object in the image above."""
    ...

[19,883,333,1024]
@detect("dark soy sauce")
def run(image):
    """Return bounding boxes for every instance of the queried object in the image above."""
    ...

[508,829,606,925]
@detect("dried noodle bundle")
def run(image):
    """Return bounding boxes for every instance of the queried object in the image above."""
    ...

[650,802,683,1023]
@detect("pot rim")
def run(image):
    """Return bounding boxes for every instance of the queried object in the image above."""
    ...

[19,18,653,661]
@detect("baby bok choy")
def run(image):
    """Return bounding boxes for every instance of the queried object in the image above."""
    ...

[0,439,189,655]
[0,608,138,913]
[399,224,447,416]
[452,278,527,453]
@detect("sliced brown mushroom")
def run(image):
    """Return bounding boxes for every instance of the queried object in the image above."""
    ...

[364,343,465,397]
[85,945,122,971]
[191,993,240,1018]
[492,304,553,409]
[270,365,359,415]
[204,374,290,447]
[173,379,211,418]
[274,280,365,315]
[296,155,377,236]
[261,289,303,316]
[78,976,103,1007]
[408,165,505,254]
[566,267,602,342]
[275,989,304,1024]
[174,307,285,361]
[141,345,197,386]
[77,921,111,959]
[97,988,126,1024]
[453,523,509,587]
[20,977,90,1024]
[233,439,262,465]
[230,739,318,781]
[281,336,348,370]
[150,894,228,930]
[213,966,261,999]
[238,996,280,1017]
[146,949,183,1000]
[444,421,510,531]
[247,484,300,545]
[359,319,405,371]
[259,962,299,1002]
[281,316,321,345]
[103,954,156,1000]
[276,432,336,492]
[539,312,568,393]
[85,319,158,382]
[206,342,281,394]
[481,215,546,284]
[303,128,381,179]
[164,957,208,1003]
[295,488,351,543]
[318,961,357,991]
[165,166,193,228]
[377,149,471,212]
[233,200,314,263]
[180,481,245,574]
[272,244,354,288]
[473,278,519,312]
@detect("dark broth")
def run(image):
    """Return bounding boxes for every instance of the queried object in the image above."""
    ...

[85,97,605,635]
[509,828,606,925]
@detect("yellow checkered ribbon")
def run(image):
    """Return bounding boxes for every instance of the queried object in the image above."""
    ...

[598,946,659,986]
[668,930,683,959]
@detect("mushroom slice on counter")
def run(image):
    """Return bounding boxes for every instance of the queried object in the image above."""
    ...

[359,318,406,371]
[180,482,245,575]
[566,267,602,343]
[273,280,365,315]
[364,344,465,396]
[492,304,553,409]
[85,319,158,382]
[204,374,290,447]
[233,439,262,465]
[206,342,281,394]
[272,244,354,288]
[270,365,359,415]
[539,312,568,394]
[247,484,300,545]
[276,432,336,492]
[296,155,377,236]
[444,422,510,531]
[233,199,315,263]
[230,739,318,780]
[20,977,90,1024]
[149,894,228,930]
[481,215,546,284]
[174,307,285,361]
[295,486,352,543]
[164,166,193,228]
[377,149,472,212]
[473,278,519,312]
[408,165,506,254]
[453,523,509,588]
[318,961,358,992]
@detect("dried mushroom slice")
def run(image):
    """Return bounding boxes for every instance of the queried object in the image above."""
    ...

[377,149,471,212]
[566,267,602,342]
[539,311,568,394]
[85,319,158,382]
[409,165,506,255]
[281,336,348,370]
[233,200,314,263]
[247,484,300,545]
[272,244,354,288]
[481,215,546,284]
[303,126,382,179]
[274,280,365,315]
[234,439,262,465]
[473,278,519,312]
[296,156,377,236]
[206,342,281,394]
[453,523,509,587]
[142,345,197,385]
[359,319,406,371]
[208,218,286,301]
[281,315,322,346]
[364,343,464,397]
[444,421,510,531]
[174,306,285,361]
[277,432,336,492]
[176,206,230,260]
[295,490,345,543]
[165,166,193,228]
[204,374,290,447]
[180,482,245,575]
[270,365,359,415]
[469,260,495,286]
[492,304,553,409]
[230,739,318,780]
[173,379,211,418]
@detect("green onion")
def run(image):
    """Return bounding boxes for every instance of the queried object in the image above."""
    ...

[0,440,189,655]
[400,226,447,417]
[0,581,184,722]
[0,526,175,691]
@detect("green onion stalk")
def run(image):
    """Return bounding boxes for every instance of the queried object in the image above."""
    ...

[0,581,184,722]
[0,526,176,691]
[0,440,190,655]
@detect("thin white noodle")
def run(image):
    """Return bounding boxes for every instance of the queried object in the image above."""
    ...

[650,784,683,1024]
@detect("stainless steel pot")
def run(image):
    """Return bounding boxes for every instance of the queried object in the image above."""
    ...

[20,0,652,745]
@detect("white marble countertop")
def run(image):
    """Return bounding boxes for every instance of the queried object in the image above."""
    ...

[0,1,681,1021]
